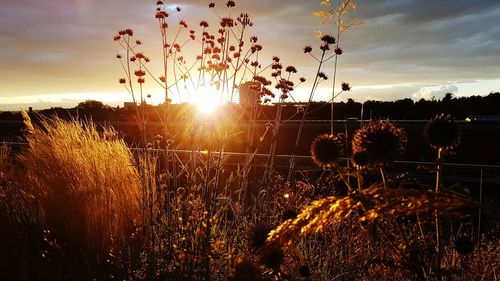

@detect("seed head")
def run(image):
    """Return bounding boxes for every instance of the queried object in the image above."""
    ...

[425,113,460,151]
[352,121,407,166]
[341,82,351,91]
[310,134,344,169]
[320,34,336,45]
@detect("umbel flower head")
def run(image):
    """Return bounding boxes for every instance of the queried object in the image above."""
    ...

[310,133,344,169]
[352,121,407,166]
[425,113,460,151]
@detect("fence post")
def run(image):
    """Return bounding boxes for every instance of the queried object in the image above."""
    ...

[477,168,483,243]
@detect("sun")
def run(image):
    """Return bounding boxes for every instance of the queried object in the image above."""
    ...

[192,86,222,114]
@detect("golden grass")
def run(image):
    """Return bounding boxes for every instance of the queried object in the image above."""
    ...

[19,112,141,257]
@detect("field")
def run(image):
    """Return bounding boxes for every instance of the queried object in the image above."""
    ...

[1,1,500,280]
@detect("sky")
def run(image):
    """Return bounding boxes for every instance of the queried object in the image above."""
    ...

[1,0,500,110]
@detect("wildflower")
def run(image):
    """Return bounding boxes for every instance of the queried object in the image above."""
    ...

[113,35,121,41]
[285,66,297,73]
[298,265,311,277]
[253,75,272,86]
[124,29,133,36]
[318,72,328,80]
[156,1,163,5]
[299,77,306,83]
[200,20,209,28]
[179,20,188,28]
[209,2,215,8]
[272,56,280,62]
[260,245,284,270]
[176,6,181,12]
[304,45,313,53]
[425,113,460,151]
[137,78,145,84]
[341,82,351,91]
[159,76,166,82]
[221,17,234,27]
[134,70,146,77]
[271,63,282,70]
[237,13,253,26]
[352,121,407,166]
[119,78,126,84]
[162,23,168,29]
[116,54,122,59]
[321,34,336,45]
[335,47,343,55]
[250,36,258,43]
[310,134,344,169]
[227,0,236,8]
[249,223,271,250]
[228,257,262,281]
[135,40,142,45]
[454,237,474,255]
[130,57,136,62]
[319,44,330,51]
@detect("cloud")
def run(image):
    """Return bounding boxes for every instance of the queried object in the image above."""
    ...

[1,0,500,108]
[411,84,458,100]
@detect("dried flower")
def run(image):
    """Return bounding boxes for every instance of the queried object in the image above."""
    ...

[310,134,344,169]
[116,54,122,59]
[135,40,142,45]
[113,35,121,41]
[321,34,336,45]
[156,1,163,5]
[137,78,145,84]
[119,78,126,84]
[299,77,306,83]
[352,121,407,166]
[341,82,351,91]
[285,66,297,73]
[318,72,328,80]
[200,20,209,28]
[425,113,460,151]
[335,47,343,55]
[176,6,181,12]
[227,1,236,8]
[304,45,313,53]
[209,2,215,8]
[134,70,146,77]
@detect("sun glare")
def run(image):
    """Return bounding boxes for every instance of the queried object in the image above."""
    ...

[193,86,222,114]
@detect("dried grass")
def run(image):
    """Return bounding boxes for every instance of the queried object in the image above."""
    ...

[18,112,141,257]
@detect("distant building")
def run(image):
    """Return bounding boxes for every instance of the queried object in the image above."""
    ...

[239,81,261,108]
[123,102,136,110]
